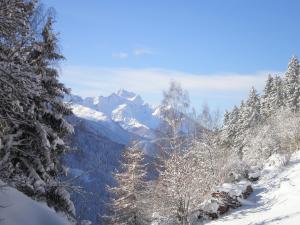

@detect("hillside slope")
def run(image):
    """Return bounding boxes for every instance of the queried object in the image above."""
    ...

[206,152,300,225]
[0,182,70,225]
[63,115,126,224]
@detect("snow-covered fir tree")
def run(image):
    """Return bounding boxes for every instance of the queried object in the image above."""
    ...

[220,56,300,167]
[273,75,285,109]
[261,74,285,118]
[261,75,275,118]
[220,105,240,150]
[0,0,75,220]
[284,56,300,111]
[242,87,261,130]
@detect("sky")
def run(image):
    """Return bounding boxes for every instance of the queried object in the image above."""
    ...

[43,0,300,111]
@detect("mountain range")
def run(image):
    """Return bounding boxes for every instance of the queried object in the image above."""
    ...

[65,89,161,141]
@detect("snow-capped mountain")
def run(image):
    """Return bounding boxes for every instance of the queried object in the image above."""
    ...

[66,89,161,139]
[70,104,132,144]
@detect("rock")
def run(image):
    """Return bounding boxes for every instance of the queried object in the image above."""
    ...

[207,212,218,220]
[198,209,219,220]
[249,176,259,182]
[242,185,253,199]
[217,204,229,215]
[200,185,253,221]
[212,191,241,209]
[247,171,260,182]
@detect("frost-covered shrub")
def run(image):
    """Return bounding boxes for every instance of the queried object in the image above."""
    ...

[243,110,300,167]
[276,111,300,154]
[220,156,250,183]
[263,153,289,171]
[150,139,219,225]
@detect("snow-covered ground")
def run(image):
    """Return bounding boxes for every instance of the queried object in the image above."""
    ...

[0,182,71,225]
[205,152,300,225]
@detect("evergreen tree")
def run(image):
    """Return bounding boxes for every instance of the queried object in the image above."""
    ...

[243,87,261,129]
[231,101,246,158]
[261,75,274,118]
[262,75,285,118]
[0,0,75,218]
[220,106,239,150]
[107,142,148,225]
[284,56,300,111]
[223,110,230,125]
[273,75,285,109]
[228,89,261,159]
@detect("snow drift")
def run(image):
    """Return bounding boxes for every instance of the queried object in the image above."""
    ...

[0,182,70,225]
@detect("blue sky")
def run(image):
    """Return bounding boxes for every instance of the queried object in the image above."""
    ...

[44,0,300,111]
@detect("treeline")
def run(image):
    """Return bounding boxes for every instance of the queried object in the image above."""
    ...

[220,56,300,165]
[106,57,300,225]
[0,0,75,221]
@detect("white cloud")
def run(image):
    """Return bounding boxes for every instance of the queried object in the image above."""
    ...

[112,46,155,59]
[60,66,281,110]
[133,47,154,56]
[112,52,128,59]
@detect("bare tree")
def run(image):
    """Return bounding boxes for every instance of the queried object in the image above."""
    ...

[147,82,221,224]
[155,81,192,161]
[106,142,148,225]
[150,138,219,225]
[198,103,221,131]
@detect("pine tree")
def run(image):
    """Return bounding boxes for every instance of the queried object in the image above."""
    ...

[243,87,261,129]
[230,101,245,158]
[273,75,285,109]
[0,0,75,219]
[261,75,274,118]
[223,110,230,125]
[236,88,261,157]
[259,74,286,120]
[107,142,148,225]
[284,56,300,111]
[28,15,74,215]
[220,106,240,150]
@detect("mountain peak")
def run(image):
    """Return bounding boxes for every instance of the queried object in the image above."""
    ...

[116,89,136,99]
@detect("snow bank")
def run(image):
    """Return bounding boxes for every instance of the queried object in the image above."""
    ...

[217,180,251,198]
[205,151,300,225]
[0,182,71,225]
[263,153,289,171]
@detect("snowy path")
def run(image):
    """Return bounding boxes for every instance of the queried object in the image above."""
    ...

[205,152,300,225]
